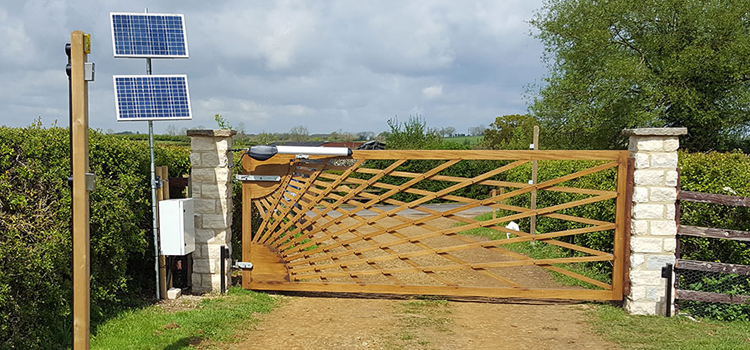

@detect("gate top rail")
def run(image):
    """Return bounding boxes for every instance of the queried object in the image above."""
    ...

[298,149,628,161]
[678,190,750,208]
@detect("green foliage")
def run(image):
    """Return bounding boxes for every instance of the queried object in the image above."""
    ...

[214,113,231,130]
[481,114,538,150]
[677,150,750,265]
[385,116,463,150]
[531,0,750,151]
[0,124,190,349]
[114,133,191,146]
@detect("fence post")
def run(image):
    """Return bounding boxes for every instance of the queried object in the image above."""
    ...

[622,127,687,315]
[187,129,237,293]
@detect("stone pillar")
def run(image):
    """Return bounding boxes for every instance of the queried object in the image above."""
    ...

[187,129,236,293]
[622,127,687,315]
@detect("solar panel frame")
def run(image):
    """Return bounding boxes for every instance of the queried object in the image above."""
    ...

[113,75,193,121]
[110,12,189,58]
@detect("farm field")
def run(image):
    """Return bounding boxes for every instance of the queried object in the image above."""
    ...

[443,135,483,146]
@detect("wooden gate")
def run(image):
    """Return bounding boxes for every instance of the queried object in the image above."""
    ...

[240,150,630,301]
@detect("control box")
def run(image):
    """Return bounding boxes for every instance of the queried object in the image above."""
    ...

[158,198,195,255]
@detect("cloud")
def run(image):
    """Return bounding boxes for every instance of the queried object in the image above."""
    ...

[0,0,547,135]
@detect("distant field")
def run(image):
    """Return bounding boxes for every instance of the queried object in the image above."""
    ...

[444,135,483,145]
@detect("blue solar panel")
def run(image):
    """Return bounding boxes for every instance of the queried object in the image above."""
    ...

[113,75,192,121]
[110,12,188,58]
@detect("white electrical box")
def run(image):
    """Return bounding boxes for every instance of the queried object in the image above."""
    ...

[159,198,195,256]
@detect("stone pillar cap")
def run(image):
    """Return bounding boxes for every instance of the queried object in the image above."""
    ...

[622,128,687,136]
[187,129,237,137]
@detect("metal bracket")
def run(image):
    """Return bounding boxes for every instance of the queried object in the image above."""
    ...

[236,261,253,270]
[235,175,281,182]
[85,173,96,192]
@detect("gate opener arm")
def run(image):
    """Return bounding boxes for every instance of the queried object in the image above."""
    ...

[235,262,253,270]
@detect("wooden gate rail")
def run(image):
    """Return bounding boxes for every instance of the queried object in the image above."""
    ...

[674,189,750,306]
[241,150,630,301]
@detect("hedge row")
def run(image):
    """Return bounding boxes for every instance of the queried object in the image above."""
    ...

[0,124,190,349]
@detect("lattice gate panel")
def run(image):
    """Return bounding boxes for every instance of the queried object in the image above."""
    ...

[241,150,629,301]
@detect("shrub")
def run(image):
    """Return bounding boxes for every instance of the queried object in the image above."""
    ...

[0,124,190,349]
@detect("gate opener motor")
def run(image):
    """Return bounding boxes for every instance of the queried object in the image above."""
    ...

[246,145,352,161]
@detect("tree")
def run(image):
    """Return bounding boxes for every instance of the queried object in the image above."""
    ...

[468,125,486,136]
[385,115,444,149]
[214,114,231,130]
[289,125,309,142]
[530,0,750,151]
[442,126,456,138]
[482,114,538,150]
[357,131,375,141]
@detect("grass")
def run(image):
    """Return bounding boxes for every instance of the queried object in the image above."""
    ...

[386,299,453,349]
[590,304,750,350]
[458,211,612,288]
[90,287,279,349]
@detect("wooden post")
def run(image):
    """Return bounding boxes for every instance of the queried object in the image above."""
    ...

[530,126,539,241]
[242,182,253,289]
[491,189,497,220]
[156,166,167,297]
[71,30,91,350]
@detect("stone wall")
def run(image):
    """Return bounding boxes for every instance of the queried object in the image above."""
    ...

[187,129,236,293]
[623,127,687,315]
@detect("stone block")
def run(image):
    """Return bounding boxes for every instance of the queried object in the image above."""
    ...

[191,168,216,182]
[190,153,201,167]
[633,187,649,203]
[195,228,216,241]
[633,203,664,219]
[628,285,648,300]
[200,184,229,199]
[634,153,650,169]
[663,238,676,253]
[630,269,663,285]
[191,136,219,151]
[625,301,657,316]
[650,220,677,236]
[631,219,649,235]
[630,254,645,268]
[631,237,664,253]
[203,214,229,229]
[666,205,676,220]
[634,170,665,186]
[650,187,676,202]
[663,138,680,152]
[646,286,665,302]
[207,231,229,245]
[665,171,679,187]
[167,287,182,300]
[650,153,678,169]
[192,243,205,258]
[214,167,231,182]
[199,152,227,168]
[193,258,211,273]
[646,254,675,270]
[636,138,664,152]
[194,199,216,213]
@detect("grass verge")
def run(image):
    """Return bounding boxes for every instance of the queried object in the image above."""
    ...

[590,304,750,350]
[459,212,611,288]
[90,287,278,349]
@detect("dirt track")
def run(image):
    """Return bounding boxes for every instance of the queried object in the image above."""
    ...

[227,295,618,349]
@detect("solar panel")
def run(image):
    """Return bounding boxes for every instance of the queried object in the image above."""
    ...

[113,75,192,121]
[110,12,189,58]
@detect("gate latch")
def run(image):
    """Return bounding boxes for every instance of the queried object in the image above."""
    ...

[235,175,281,182]
[236,262,253,270]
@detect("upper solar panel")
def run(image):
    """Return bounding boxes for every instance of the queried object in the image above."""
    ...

[110,12,189,58]
[113,75,192,121]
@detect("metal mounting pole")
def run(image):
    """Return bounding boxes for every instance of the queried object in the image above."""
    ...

[147,55,160,300]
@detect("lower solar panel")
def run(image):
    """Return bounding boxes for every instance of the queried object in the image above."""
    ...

[113,75,192,121]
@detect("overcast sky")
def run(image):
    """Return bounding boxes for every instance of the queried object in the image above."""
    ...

[0,0,547,135]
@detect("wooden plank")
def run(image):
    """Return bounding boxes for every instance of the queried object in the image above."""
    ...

[156,166,167,298]
[678,225,750,242]
[676,289,750,305]
[678,190,750,207]
[611,152,629,300]
[241,182,253,289]
[248,280,619,301]
[71,30,91,350]
[622,157,634,297]
[676,259,750,276]
[346,149,626,161]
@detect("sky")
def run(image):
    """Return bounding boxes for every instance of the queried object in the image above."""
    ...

[0,0,548,136]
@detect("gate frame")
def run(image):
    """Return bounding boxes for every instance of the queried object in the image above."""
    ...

[240,149,633,301]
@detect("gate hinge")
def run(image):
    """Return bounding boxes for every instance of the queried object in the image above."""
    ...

[235,175,281,182]
[235,262,253,270]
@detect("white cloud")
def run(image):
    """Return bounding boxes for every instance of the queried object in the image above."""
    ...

[422,85,443,99]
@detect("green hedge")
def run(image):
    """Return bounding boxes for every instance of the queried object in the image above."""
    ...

[0,124,190,349]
